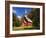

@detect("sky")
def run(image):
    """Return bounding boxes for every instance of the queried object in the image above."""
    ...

[13,7,32,18]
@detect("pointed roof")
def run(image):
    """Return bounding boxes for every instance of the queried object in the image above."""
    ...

[24,15,32,22]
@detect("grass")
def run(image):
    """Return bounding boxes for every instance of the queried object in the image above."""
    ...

[13,25,33,31]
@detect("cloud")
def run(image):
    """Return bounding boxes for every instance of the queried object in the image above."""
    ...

[25,9,27,14]
[17,16,22,19]
[13,10,16,14]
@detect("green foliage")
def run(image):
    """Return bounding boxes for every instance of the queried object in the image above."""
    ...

[27,8,40,29]
[13,13,21,27]
[32,8,40,29]
[15,21,21,27]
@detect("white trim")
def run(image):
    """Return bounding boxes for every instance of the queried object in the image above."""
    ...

[10,4,42,8]
[10,4,43,34]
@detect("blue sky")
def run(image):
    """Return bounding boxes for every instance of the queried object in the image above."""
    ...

[13,7,32,18]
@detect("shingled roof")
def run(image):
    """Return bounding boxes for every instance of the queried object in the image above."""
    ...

[24,15,32,23]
